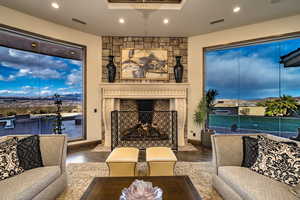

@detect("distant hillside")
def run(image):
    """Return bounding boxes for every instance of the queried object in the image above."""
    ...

[0,93,82,101]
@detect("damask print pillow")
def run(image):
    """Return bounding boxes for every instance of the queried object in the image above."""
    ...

[242,136,297,168]
[0,137,24,181]
[251,135,300,186]
[242,136,259,168]
[17,135,43,170]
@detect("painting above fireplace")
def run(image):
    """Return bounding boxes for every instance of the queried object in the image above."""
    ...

[121,48,169,80]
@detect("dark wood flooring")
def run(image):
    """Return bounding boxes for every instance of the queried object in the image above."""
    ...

[67,145,212,164]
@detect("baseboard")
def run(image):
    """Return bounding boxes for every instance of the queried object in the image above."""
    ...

[67,140,101,152]
[188,139,201,146]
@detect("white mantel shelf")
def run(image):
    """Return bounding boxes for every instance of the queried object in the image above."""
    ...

[99,82,191,86]
[100,83,191,99]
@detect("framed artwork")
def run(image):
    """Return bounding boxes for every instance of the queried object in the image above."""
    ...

[121,48,169,80]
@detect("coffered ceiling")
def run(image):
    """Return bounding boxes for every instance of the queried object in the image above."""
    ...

[108,0,182,3]
[0,0,300,37]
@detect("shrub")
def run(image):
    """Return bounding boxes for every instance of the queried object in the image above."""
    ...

[6,111,17,116]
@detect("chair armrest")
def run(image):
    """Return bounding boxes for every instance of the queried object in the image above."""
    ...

[211,134,260,175]
[39,134,67,173]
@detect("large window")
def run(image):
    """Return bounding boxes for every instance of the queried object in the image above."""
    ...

[205,35,300,138]
[0,27,85,141]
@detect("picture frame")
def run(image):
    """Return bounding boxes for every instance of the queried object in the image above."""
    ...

[121,48,169,80]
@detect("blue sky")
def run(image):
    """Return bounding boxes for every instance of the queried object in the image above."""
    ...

[205,37,300,100]
[0,46,83,97]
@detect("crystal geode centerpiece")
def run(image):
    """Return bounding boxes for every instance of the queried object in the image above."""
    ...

[120,179,163,200]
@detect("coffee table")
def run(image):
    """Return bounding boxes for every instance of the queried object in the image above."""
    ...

[80,176,202,200]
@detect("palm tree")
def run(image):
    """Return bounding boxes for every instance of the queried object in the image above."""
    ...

[257,95,298,117]
[194,89,219,129]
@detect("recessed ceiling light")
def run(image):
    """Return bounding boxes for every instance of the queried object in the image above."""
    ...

[51,2,60,9]
[163,18,169,24]
[119,18,125,24]
[233,6,241,13]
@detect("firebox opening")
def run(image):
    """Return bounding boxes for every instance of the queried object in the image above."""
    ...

[137,100,154,111]
[119,99,170,142]
[137,100,154,124]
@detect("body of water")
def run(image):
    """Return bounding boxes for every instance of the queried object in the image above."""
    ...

[0,115,83,139]
[209,114,300,138]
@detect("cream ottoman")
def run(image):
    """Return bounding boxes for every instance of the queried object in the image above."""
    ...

[146,147,177,176]
[106,147,139,177]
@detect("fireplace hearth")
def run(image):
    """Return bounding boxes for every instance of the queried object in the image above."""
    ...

[111,110,177,150]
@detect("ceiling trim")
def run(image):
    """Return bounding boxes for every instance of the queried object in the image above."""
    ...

[107,0,186,10]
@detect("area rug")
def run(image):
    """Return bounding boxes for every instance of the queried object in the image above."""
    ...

[91,143,198,152]
[57,162,223,200]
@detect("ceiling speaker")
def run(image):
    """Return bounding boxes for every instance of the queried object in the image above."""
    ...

[72,18,87,25]
[210,19,225,25]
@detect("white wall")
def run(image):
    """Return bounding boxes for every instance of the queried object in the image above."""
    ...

[188,14,300,140]
[2,5,300,143]
[0,6,102,142]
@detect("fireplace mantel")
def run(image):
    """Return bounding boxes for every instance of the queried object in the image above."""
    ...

[100,83,190,99]
[100,83,190,147]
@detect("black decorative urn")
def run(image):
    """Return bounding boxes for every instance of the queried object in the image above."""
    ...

[106,55,116,83]
[174,56,183,83]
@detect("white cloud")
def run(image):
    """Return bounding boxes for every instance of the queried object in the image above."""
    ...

[35,68,61,79]
[40,90,52,96]
[206,51,300,99]
[0,47,65,80]
[18,68,31,76]
[66,69,82,86]
[0,67,61,81]
[60,91,80,95]
[7,75,16,81]
[0,90,28,95]
[22,85,34,90]
[70,60,82,66]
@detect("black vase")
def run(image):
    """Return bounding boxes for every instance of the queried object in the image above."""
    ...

[174,56,183,83]
[107,55,116,83]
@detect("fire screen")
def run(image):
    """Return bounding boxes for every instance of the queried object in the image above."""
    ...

[111,111,178,150]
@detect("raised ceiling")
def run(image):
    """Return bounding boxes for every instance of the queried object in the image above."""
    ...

[0,0,300,37]
[108,0,182,3]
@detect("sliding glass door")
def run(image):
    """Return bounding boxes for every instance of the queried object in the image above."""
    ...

[205,35,300,138]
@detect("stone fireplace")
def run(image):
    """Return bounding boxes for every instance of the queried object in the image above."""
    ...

[100,83,189,147]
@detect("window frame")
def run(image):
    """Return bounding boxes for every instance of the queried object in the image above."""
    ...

[0,24,87,142]
[203,31,300,99]
[202,31,300,135]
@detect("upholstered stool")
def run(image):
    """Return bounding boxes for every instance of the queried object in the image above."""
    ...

[146,147,177,176]
[106,147,139,177]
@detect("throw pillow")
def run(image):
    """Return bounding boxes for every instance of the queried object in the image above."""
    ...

[251,135,300,186]
[241,136,297,168]
[242,136,258,168]
[17,135,43,170]
[0,137,24,180]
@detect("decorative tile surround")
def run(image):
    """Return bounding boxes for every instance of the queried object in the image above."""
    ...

[102,36,188,83]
